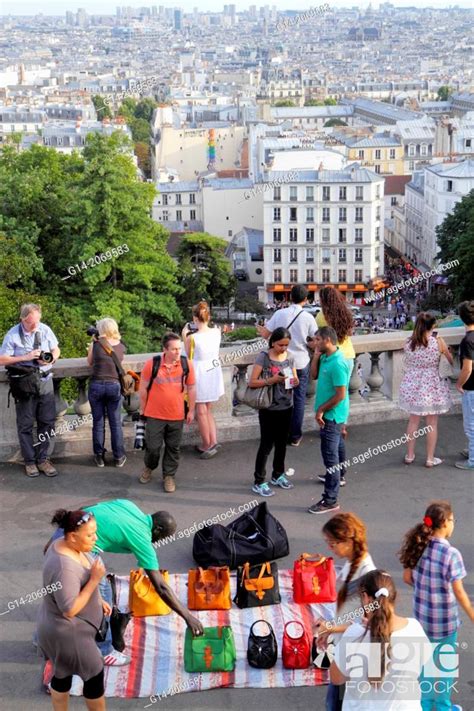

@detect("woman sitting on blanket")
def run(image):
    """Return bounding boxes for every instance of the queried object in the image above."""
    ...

[314,512,376,711]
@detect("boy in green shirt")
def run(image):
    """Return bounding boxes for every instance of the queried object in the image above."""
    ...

[308,327,350,515]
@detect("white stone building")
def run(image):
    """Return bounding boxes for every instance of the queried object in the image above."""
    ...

[262,165,384,302]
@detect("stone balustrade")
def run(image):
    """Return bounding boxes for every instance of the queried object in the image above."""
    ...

[0,327,464,462]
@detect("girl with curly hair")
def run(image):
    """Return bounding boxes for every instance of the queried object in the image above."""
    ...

[314,513,376,710]
[399,501,474,710]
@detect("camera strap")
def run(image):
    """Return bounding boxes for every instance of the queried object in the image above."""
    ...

[18,324,42,351]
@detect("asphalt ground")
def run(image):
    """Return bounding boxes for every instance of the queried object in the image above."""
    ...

[0,414,472,711]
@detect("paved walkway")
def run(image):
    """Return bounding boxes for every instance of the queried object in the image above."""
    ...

[0,414,472,710]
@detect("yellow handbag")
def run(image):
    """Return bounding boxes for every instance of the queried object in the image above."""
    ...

[129,568,172,617]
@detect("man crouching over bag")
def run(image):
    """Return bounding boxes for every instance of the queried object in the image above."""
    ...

[0,303,60,478]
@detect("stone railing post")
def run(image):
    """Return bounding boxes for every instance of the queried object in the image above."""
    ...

[349,357,363,400]
[74,377,91,416]
[366,352,385,401]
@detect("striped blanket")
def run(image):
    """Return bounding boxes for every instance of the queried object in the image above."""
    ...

[44,569,335,698]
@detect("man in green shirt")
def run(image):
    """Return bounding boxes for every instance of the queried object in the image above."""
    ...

[44,499,203,666]
[308,327,350,515]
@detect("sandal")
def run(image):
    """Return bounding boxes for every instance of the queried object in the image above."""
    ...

[404,455,415,464]
[425,457,443,468]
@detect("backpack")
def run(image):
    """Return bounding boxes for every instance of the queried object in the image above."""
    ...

[145,354,191,415]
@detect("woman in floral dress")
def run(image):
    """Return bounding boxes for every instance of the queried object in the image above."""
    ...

[399,312,453,467]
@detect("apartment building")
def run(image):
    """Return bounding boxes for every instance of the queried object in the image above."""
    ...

[423,160,474,266]
[344,136,405,175]
[262,166,384,302]
[404,172,425,266]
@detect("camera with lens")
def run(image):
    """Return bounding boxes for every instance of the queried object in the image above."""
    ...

[39,351,54,363]
[86,326,100,339]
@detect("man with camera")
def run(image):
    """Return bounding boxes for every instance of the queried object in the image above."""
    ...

[0,304,60,477]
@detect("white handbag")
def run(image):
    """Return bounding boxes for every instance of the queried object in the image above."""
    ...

[438,353,454,379]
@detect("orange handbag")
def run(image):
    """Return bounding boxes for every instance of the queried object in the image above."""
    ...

[129,568,172,617]
[293,553,337,603]
[187,566,232,610]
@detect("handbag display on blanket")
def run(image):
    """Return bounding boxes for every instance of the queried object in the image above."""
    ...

[187,566,231,610]
[129,569,171,617]
[247,620,278,669]
[184,626,236,673]
[107,574,131,652]
[234,561,281,608]
[282,621,311,670]
[293,553,337,604]
[242,352,273,410]
[438,353,454,379]
[192,502,290,569]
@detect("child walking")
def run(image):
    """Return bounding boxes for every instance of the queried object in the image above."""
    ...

[399,501,474,711]
[315,512,376,711]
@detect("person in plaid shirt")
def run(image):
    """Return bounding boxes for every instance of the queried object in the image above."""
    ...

[399,501,474,710]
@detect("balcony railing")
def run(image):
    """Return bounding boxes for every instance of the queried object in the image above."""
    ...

[0,328,464,462]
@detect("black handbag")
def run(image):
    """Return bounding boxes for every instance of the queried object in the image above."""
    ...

[107,574,131,652]
[234,561,281,608]
[6,364,42,401]
[192,502,289,570]
[247,620,278,669]
[312,635,336,669]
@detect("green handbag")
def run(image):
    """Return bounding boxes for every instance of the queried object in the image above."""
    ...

[184,626,236,673]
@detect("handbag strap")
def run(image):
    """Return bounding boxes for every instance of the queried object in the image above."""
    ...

[287,308,304,330]
[300,553,327,566]
[96,338,126,377]
[249,619,273,639]
[284,620,305,639]
[189,336,195,360]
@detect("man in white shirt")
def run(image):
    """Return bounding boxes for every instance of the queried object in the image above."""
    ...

[257,285,317,446]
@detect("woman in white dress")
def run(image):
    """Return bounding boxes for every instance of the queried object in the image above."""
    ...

[184,302,224,459]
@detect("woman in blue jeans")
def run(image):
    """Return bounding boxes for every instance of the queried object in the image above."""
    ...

[87,318,126,468]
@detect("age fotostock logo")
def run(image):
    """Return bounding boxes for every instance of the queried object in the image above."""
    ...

[343,638,459,699]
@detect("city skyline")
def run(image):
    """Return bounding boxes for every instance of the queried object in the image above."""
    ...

[2,0,473,16]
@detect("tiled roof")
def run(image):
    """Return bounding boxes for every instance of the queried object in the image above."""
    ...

[384,175,412,195]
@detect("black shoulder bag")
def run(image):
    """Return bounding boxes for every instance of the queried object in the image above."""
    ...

[5,327,42,403]
[247,620,278,669]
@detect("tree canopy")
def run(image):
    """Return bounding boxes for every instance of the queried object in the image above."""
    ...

[0,135,181,355]
[437,85,453,102]
[436,190,474,303]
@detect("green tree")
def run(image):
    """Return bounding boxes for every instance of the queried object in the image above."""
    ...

[324,98,337,105]
[176,233,237,312]
[324,118,347,127]
[92,94,112,119]
[274,99,296,107]
[436,190,474,302]
[135,98,157,122]
[0,135,181,354]
[437,85,453,102]
[305,99,324,106]
[234,293,266,320]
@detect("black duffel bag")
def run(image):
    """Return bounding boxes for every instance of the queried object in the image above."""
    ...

[5,365,42,401]
[192,502,289,569]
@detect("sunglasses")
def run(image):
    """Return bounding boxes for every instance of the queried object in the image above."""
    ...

[76,512,94,527]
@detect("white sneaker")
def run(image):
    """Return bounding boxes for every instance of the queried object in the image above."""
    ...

[103,649,131,666]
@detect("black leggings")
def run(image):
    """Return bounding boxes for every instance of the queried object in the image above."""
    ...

[51,668,104,699]
[254,407,292,484]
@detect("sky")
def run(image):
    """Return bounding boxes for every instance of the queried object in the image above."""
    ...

[2,0,472,16]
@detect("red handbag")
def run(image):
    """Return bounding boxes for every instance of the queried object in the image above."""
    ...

[282,621,311,669]
[293,553,337,603]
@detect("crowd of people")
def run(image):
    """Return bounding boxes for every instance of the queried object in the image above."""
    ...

[0,289,473,710]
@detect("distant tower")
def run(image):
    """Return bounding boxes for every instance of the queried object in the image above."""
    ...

[18,63,26,85]
[174,8,182,30]
[208,128,216,170]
